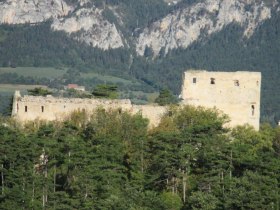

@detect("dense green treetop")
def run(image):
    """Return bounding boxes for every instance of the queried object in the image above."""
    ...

[27,87,52,96]
[92,84,119,99]
[155,88,179,106]
[0,105,279,209]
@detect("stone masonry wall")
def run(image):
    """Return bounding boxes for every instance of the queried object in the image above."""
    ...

[12,92,166,128]
[12,70,262,130]
[181,70,261,130]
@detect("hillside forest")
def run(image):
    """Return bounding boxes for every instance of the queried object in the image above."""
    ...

[1,105,280,209]
[1,0,280,209]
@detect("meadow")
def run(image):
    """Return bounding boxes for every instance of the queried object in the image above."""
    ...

[0,84,48,94]
[0,67,138,85]
[80,72,136,85]
[0,67,66,78]
[0,67,158,109]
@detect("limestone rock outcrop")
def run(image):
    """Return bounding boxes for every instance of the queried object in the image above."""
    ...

[0,0,278,54]
[0,0,72,24]
[52,7,124,50]
[0,0,125,50]
[136,0,278,56]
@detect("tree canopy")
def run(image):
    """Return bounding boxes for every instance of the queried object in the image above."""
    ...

[27,87,52,96]
[92,84,119,99]
[0,105,280,209]
[155,88,178,106]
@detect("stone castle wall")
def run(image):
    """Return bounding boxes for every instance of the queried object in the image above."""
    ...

[12,70,262,130]
[181,70,261,130]
[12,92,166,127]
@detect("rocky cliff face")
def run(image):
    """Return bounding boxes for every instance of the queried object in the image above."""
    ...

[52,7,124,50]
[136,0,278,56]
[0,0,278,54]
[0,0,124,50]
[0,0,72,24]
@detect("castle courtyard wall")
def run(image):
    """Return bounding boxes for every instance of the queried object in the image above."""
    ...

[13,95,131,121]
[12,92,166,127]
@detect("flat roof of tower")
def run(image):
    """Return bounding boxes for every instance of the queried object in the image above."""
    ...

[185,70,261,74]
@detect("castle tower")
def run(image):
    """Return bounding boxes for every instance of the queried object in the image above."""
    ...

[181,70,261,130]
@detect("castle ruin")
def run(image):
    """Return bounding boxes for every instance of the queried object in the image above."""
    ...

[12,70,261,130]
[181,70,261,130]
[11,91,166,127]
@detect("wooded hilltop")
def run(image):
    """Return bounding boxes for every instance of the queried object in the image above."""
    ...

[1,105,280,209]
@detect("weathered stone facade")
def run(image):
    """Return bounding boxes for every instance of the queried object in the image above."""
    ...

[11,91,166,128]
[12,70,261,130]
[181,70,261,130]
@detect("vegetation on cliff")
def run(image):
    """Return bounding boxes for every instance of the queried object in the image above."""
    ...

[0,106,279,209]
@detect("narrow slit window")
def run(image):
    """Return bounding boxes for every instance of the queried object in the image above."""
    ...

[251,105,255,116]
[25,106,28,112]
[234,80,239,86]
[193,78,197,83]
[210,78,215,84]
[41,106,44,113]
[256,81,259,86]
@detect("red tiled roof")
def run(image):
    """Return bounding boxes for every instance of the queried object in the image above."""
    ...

[67,84,78,88]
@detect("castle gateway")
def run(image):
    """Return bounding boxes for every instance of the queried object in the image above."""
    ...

[12,70,261,130]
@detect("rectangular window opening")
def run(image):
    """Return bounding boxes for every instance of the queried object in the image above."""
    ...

[25,106,28,112]
[41,106,44,113]
[193,78,197,83]
[210,78,215,84]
